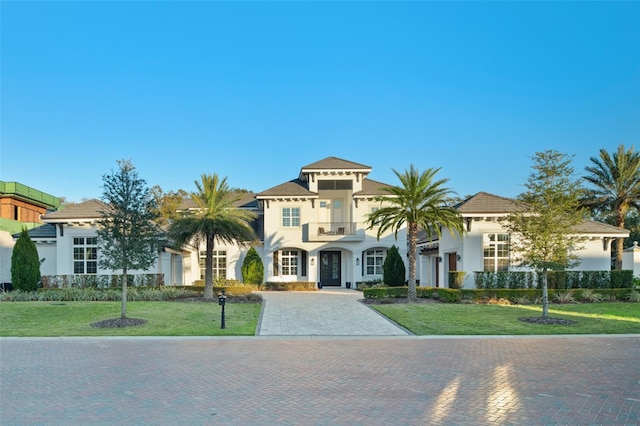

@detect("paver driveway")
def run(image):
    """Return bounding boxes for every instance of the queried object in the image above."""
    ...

[1,289,638,424]
[255,289,408,336]
[1,335,639,425]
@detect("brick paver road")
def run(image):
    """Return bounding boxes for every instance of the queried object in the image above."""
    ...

[1,335,638,425]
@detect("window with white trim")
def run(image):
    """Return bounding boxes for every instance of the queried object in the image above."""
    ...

[365,249,385,275]
[282,207,300,227]
[73,237,98,274]
[370,207,380,226]
[280,250,298,275]
[199,250,227,279]
[483,233,509,272]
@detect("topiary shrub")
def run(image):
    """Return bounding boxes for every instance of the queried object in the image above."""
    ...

[11,229,41,292]
[241,247,264,285]
[383,245,406,287]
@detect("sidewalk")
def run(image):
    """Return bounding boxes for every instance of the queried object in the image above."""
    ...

[255,288,409,336]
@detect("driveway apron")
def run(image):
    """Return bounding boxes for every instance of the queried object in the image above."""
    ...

[255,288,409,336]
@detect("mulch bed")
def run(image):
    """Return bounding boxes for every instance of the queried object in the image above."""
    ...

[518,316,575,325]
[90,318,147,328]
[362,298,437,305]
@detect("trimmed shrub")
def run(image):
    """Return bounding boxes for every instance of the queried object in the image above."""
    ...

[263,281,316,291]
[356,280,383,290]
[611,270,634,288]
[11,229,41,292]
[448,272,466,289]
[383,245,406,287]
[241,247,264,285]
[363,286,408,299]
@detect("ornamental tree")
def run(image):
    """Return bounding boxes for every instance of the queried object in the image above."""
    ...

[11,228,41,291]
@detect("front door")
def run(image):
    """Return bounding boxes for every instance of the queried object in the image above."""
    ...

[320,251,341,286]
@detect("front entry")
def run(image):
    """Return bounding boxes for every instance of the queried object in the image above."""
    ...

[320,251,341,286]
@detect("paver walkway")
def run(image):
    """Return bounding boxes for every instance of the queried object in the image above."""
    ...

[255,288,408,336]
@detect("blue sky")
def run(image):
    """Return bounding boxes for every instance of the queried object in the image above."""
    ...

[1,1,639,203]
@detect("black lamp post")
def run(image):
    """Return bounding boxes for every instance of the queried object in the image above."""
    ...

[217,290,226,329]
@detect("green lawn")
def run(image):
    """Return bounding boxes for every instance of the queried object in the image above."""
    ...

[0,301,261,337]
[371,302,640,335]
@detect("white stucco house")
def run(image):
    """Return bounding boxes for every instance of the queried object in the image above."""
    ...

[253,157,406,287]
[417,192,631,289]
[11,160,634,290]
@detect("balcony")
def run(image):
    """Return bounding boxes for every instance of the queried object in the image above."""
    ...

[308,222,365,242]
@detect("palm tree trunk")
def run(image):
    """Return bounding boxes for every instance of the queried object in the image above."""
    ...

[407,222,417,300]
[615,238,624,270]
[203,234,215,300]
[121,266,128,319]
[615,206,626,270]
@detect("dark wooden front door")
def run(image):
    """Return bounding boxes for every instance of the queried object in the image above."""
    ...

[320,251,341,286]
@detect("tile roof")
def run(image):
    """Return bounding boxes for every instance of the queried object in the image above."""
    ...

[456,192,528,214]
[13,223,57,239]
[573,220,629,236]
[41,199,107,221]
[256,179,316,198]
[300,156,371,172]
[355,178,394,196]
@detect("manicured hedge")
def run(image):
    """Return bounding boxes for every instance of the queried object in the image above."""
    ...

[474,270,633,290]
[363,286,638,304]
[262,281,317,291]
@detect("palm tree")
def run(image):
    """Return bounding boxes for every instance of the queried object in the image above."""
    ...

[583,145,640,269]
[169,174,257,299]
[367,165,464,299]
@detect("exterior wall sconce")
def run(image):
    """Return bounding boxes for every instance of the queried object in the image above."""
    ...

[437,257,442,262]
[457,255,461,261]
[310,258,315,266]
[356,257,360,266]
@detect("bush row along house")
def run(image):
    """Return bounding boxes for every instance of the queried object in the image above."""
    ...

[9,157,636,289]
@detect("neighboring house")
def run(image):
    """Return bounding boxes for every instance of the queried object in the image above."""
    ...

[417,192,631,289]
[0,181,60,286]
[32,200,184,286]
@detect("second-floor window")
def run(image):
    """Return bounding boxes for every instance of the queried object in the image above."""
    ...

[282,207,300,227]
[483,233,509,272]
[73,237,97,274]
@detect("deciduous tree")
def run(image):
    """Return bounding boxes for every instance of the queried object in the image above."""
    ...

[506,150,585,319]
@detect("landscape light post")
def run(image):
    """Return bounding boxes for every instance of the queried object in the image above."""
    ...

[217,290,226,329]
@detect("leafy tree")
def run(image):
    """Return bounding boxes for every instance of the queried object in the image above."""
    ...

[506,150,585,319]
[241,246,264,285]
[383,245,405,287]
[150,185,189,227]
[367,165,464,299]
[97,160,162,319]
[168,174,258,299]
[582,144,640,269]
[11,228,41,291]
